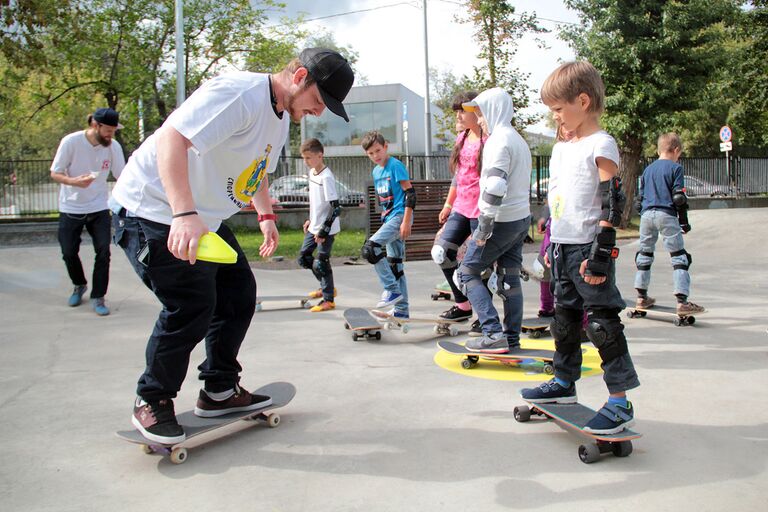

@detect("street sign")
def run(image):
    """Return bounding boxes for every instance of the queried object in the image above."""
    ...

[720,141,732,152]
[719,125,732,143]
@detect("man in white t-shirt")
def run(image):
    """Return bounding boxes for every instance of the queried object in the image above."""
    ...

[111,48,354,444]
[298,138,341,311]
[50,107,126,316]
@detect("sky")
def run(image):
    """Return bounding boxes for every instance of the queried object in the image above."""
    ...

[263,1,581,135]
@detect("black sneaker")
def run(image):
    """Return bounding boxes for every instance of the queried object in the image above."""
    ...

[132,398,186,444]
[439,305,472,321]
[468,319,482,337]
[520,378,577,404]
[194,383,272,418]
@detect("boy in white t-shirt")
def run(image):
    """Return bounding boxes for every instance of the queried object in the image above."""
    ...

[298,138,340,311]
[110,49,354,445]
[50,108,126,316]
[521,62,640,435]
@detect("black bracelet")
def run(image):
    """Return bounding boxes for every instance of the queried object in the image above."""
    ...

[172,210,198,218]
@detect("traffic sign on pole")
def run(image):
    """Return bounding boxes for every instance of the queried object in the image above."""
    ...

[719,125,732,143]
[720,141,732,152]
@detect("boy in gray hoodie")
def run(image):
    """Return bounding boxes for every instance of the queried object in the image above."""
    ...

[457,88,532,353]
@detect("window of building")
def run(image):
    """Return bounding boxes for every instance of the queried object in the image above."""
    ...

[306,101,397,146]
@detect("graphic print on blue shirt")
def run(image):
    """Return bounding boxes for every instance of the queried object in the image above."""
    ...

[372,157,409,221]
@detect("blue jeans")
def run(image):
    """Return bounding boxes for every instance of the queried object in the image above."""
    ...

[435,212,477,303]
[634,209,690,296]
[298,232,335,301]
[58,210,112,299]
[370,214,409,314]
[460,216,530,344]
[113,210,256,401]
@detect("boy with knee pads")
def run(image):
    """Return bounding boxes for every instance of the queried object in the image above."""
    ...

[361,131,414,318]
[634,133,705,315]
[297,138,340,311]
[520,61,640,435]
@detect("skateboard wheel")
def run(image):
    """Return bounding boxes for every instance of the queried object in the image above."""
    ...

[141,444,154,455]
[612,440,633,458]
[674,318,682,327]
[461,359,474,370]
[529,330,542,339]
[687,316,696,325]
[266,413,280,428]
[375,331,381,340]
[431,293,439,301]
[170,448,188,464]
[543,363,554,375]
[513,406,531,422]
[401,324,410,334]
[302,300,311,309]
[625,311,632,319]
[639,311,647,317]
[433,325,440,334]
[255,303,263,312]
[449,326,459,337]
[578,443,601,464]
[352,333,359,341]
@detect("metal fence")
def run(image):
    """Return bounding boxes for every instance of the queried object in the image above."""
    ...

[1,154,766,218]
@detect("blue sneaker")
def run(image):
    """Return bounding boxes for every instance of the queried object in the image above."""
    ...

[376,292,403,308]
[68,285,87,307]
[392,310,409,320]
[91,297,110,316]
[584,402,635,434]
[520,378,577,404]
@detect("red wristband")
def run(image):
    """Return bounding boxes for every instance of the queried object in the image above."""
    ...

[258,213,277,222]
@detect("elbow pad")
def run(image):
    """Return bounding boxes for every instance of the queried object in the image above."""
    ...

[404,187,417,210]
[318,200,341,238]
[480,171,508,211]
[599,177,626,227]
[672,190,688,209]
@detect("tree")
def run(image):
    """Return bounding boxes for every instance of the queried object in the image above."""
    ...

[456,0,547,130]
[562,0,739,226]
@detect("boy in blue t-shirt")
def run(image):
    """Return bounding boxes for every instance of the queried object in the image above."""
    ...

[633,132,704,314]
[360,131,415,318]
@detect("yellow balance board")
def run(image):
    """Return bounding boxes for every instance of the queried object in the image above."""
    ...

[197,232,237,264]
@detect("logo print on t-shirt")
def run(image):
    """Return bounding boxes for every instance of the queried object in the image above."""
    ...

[234,144,273,201]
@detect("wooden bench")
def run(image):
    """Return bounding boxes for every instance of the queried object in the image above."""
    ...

[366,180,452,261]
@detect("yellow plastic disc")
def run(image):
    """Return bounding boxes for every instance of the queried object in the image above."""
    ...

[196,232,237,264]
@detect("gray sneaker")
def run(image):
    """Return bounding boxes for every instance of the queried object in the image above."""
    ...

[465,332,509,354]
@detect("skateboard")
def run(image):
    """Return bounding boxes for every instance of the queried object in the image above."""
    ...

[343,307,382,341]
[116,382,296,464]
[255,295,313,312]
[431,281,453,301]
[521,317,551,339]
[625,300,706,326]
[437,340,555,374]
[371,309,467,336]
[513,401,641,464]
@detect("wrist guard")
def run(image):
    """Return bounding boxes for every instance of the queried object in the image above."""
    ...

[585,227,619,277]
[473,215,494,242]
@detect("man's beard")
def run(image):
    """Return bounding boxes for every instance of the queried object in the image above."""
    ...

[95,132,112,147]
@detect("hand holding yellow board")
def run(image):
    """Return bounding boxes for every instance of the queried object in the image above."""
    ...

[197,232,237,264]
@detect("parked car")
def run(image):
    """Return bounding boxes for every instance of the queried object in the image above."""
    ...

[684,175,729,197]
[268,175,366,208]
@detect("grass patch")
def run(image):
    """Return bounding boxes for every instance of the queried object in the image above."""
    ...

[233,227,366,261]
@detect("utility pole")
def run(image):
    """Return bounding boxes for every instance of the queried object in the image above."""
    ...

[175,0,185,106]
[422,0,433,178]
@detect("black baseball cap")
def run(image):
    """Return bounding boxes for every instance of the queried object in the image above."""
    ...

[92,108,124,129]
[299,48,354,122]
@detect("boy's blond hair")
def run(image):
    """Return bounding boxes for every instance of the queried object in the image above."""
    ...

[541,61,605,115]
[361,131,386,151]
[657,132,682,154]
[300,138,324,154]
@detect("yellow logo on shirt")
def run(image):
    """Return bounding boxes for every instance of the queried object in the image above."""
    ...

[233,144,273,202]
[550,192,565,220]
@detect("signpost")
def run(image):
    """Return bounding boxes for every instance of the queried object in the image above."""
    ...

[719,125,735,196]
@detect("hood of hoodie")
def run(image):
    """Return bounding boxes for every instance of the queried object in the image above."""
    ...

[473,87,514,135]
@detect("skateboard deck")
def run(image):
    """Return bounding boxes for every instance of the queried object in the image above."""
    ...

[514,400,641,464]
[343,307,382,341]
[116,382,296,464]
[625,299,706,326]
[255,295,313,312]
[438,340,555,374]
[371,309,467,336]
[521,317,551,339]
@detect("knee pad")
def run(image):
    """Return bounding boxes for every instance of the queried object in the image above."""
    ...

[431,245,446,265]
[361,239,384,264]
[312,256,331,277]
[387,257,404,280]
[552,306,583,353]
[635,251,654,271]
[670,249,692,271]
[297,252,314,269]
[585,309,628,363]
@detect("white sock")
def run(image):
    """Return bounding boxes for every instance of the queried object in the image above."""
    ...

[205,388,235,401]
